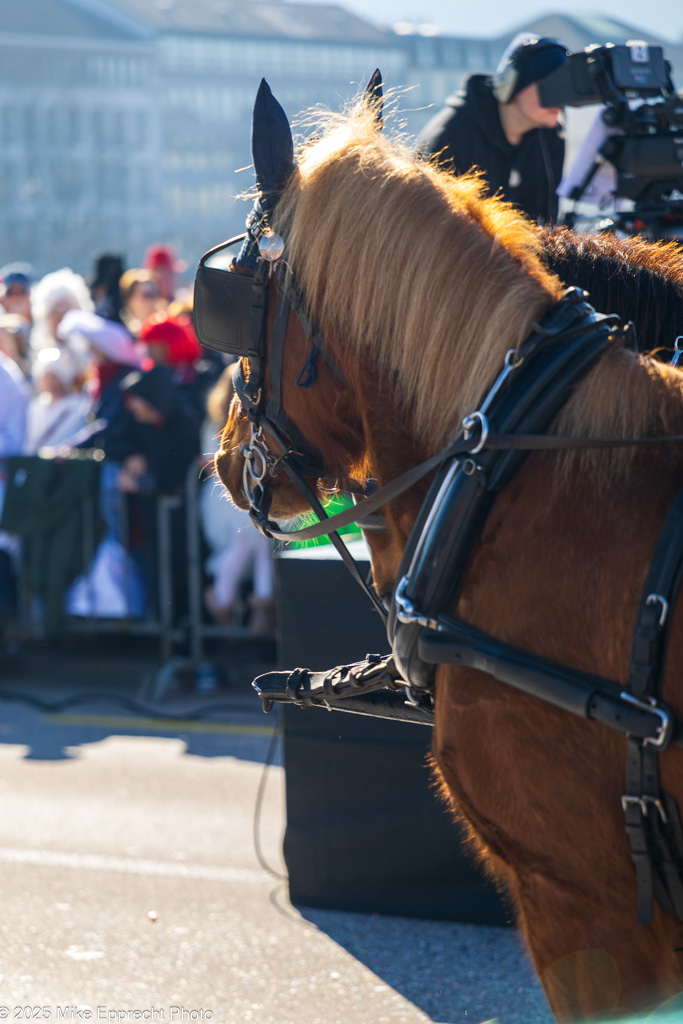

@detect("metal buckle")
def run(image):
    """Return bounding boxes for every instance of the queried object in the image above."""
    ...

[462,457,482,477]
[462,412,489,455]
[394,577,440,631]
[621,794,669,824]
[404,685,435,710]
[461,348,523,454]
[645,593,669,628]
[619,691,673,749]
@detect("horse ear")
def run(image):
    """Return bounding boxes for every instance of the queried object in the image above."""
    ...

[252,78,294,206]
[364,69,383,130]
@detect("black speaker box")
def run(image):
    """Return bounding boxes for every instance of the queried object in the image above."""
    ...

[276,546,509,924]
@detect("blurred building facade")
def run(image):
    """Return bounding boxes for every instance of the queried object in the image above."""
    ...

[1,0,680,279]
[0,0,159,278]
[129,0,407,269]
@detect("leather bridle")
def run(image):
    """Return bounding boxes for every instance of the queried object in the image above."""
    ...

[194,220,389,619]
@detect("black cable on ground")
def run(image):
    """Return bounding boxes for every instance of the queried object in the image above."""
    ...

[0,687,268,723]
[253,712,288,881]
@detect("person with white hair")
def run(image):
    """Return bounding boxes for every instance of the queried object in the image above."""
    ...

[30,267,94,378]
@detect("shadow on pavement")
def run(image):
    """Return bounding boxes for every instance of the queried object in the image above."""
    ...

[0,635,279,763]
[297,904,553,1024]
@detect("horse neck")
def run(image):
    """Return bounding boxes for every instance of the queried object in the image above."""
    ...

[391,281,555,453]
[315,261,558,463]
[553,345,683,484]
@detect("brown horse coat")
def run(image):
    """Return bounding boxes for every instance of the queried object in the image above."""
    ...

[216,100,683,1020]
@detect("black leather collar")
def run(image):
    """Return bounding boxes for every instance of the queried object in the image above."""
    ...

[389,287,617,691]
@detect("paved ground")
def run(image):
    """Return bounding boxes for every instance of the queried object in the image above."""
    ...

[0,637,554,1024]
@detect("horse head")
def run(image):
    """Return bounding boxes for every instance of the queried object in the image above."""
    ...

[201,76,388,530]
[197,69,563,588]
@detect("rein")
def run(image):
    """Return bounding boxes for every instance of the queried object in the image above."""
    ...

[254,425,683,545]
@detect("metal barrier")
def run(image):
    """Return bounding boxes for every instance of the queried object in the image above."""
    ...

[63,489,186,666]
[150,465,269,701]
[7,455,275,697]
[184,465,256,653]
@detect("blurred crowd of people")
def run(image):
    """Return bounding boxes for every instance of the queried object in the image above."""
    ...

[0,244,275,647]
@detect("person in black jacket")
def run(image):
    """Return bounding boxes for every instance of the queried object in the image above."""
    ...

[417,34,568,223]
[106,365,199,496]
[104,365,200,616]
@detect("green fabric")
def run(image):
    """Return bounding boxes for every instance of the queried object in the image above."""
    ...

[287,493,362,549]
[1,455,103,638]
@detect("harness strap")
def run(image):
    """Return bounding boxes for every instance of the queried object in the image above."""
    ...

[273,261,346,384]
[264,283,289,426]
[418,616,681,745]
[245,428,683,546]
[623,488,683,924]
[237,260,269,424]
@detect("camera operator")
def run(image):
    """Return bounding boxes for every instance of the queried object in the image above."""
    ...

[417,34,568,223]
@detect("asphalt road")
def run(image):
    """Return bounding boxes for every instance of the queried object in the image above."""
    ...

[0,643,553,1024]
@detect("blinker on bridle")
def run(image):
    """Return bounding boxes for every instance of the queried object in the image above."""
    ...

[193,222,335,471]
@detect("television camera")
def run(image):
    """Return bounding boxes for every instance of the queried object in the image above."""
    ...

[538,41,683,239]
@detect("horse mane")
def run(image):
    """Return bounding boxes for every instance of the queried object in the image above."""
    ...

[540,225,683,357]
[274,104,561,449]
[272,100,683,473]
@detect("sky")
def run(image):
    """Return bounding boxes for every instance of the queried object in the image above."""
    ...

[297,1,683,43]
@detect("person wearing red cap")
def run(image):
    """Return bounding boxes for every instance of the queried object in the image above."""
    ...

[138,311,201,367]
[138,310,206,423]
[142,244,187,304]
